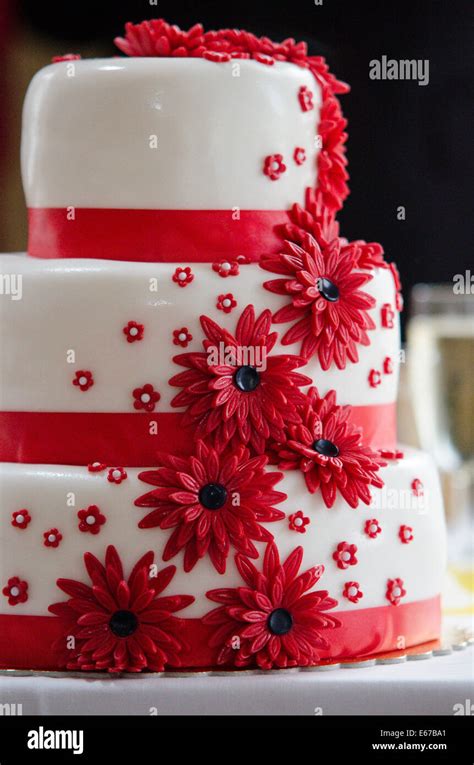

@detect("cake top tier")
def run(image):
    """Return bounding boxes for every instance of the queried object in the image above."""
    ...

[22,18,349,262]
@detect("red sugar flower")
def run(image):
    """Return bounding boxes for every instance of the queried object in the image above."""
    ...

[173,327,193,348]
[212,260,240,278]
[254,52,274,66]
[264,154,287,181]
[172,267,194,288]
[203,50,231,62]
[333,542,358,570]
[115,19,207,58]
[381,303,395,329]
[49,545,194,673]
[133,384,160,412]
[108,467,127,485]
[77,505,106,535]
[383,357,393,374]
[135,439,286,574]
[411,478,424,496]
[44,528,62,548]
[261,233,376,368]
[294,147,307,165]
[343,581,363,604]
[379,448,404,460]
[399,525,414,544]
[288,510,310,533]
[216,293,237,314]
[169,304,311,454]
[316,94,349,212]
[298,85,314,112]
[203,541,339,669]
[280,187,386,270]
[11,510,31,529]
[364,519,382,539]
[2,577,28,606]
[88,462,107,473]
[73,370,94,392]
[386,578,406,606]
[123,321,144,343]
[368,369,382,388]
[276,388,385,507]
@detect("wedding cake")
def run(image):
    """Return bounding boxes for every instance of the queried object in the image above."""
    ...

[0,19,445,672]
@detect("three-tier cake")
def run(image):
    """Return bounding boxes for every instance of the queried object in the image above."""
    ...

[0,19,445,672]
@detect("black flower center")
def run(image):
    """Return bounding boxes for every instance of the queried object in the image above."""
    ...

[267,608,293,636]
[312,438,340,457]
[199,483,228,510]
[109,610,139,638]
[319,277,340,302]
[234,365,260,392]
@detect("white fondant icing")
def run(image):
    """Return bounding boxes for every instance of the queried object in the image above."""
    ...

[0,447,446,617]
[22,59,320,211]
[0,254,400,411]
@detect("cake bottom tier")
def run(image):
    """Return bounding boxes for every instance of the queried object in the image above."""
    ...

[0,447,446,671]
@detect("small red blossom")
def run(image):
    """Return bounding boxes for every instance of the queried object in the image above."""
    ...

[169,304,311,454]
[264,154,287,181]
[88,462,107,473]
[411,478,424,496]
[364,519,382,539]
[316,94,349,212]
[123,321,144,343]
[386,578,406,606]
[203,541,339,669]
[135,440,286,574]
[343,581,363,604]
[77,505,106,535]
[368,369,382,388]
[133,384,160,412]
[2,577,28,606]
[294,147,307,165]
[49,545,194,673]
[383,357,393,374]
[173,328,193,348]
[288,511,310,533]
[399,525,414,544]
[172,267,194,287]
[261,233,376,368]
[298,85,314,112]
[212,260,240,278]
[44,528,62,548]
[11,510,31,529]
[332,542,358,570]
[276,388,385,507]
[379,448,404,460]
[381,303,395,329]
[73,370,94,392]
[216,293,237,314]
[52,54,81,63]
[107,467,127,485]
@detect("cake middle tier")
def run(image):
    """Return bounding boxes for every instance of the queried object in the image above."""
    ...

[0,254,399,464]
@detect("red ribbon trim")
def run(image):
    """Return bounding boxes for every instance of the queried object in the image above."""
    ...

[0,596,441,671]
[27,208,287,262]
[0,405,395,466]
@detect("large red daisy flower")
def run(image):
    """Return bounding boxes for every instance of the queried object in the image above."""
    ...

[203,541,339,669]
[169,304,311,453]
[276,388,385,507]
[49,545,194,673]
[135,440,286,574]
[281,187,386,270]
[261,233,376,369]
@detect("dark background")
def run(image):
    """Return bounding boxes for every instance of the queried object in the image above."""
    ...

[0,0,472,310]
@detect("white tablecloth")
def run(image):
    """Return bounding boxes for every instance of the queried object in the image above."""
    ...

[0,647,472,716]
